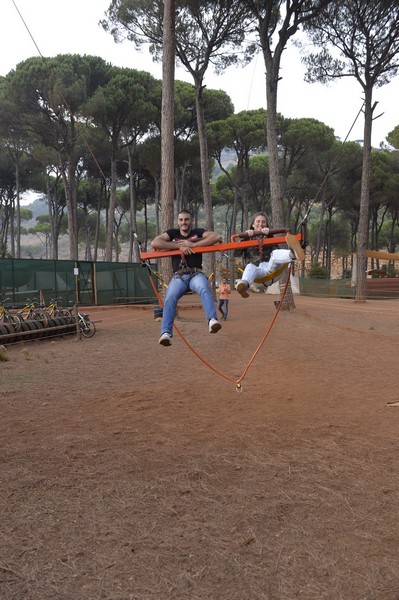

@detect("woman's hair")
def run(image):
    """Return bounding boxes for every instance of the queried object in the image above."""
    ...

[250,212,269,229]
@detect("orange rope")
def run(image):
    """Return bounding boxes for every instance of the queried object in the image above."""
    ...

[145,262,292,389]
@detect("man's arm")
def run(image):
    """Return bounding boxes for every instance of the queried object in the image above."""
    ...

[194,230,222,247]
[151,232,179,251]
[151,229,222,253]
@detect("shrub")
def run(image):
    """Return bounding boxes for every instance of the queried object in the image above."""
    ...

[307,262,329,279]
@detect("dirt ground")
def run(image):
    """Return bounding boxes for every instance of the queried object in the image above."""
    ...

[1,292,399,600]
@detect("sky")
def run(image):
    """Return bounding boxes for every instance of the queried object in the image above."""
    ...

[2,0,399,152]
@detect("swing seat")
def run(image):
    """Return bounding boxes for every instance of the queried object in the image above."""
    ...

[253,263,288,284]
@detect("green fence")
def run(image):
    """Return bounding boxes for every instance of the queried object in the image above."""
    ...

[299,277,399,299]
[299,278,354,298]
[0,258,157,307]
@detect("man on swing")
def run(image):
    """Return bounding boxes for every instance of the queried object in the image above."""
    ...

[151,209,222,346]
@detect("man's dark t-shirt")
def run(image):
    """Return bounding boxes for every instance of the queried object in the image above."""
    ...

[165,228,206,272]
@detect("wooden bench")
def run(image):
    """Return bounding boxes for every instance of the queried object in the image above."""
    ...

[365,278,399,298]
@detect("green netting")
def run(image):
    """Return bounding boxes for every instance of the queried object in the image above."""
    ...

[0,258,157,307]
[299,278,355,298]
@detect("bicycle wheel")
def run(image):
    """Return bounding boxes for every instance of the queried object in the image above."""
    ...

[52,318,66,336]
[80,320,96,338]
[0,324,9,341]
[59,309,72,322]
[6,313,22,333]
[32,320,46,339]
[25,320,39,340]
[34,310,48,322]
[0,323,15,344]
[19,321,31,341]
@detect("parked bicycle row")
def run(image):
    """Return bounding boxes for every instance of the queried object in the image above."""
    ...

[0,297,96,342]
[0,297,73,332]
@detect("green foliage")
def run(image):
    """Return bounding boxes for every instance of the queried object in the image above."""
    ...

[119,220,156,243]
[2,5,399,269]
[102,0,256,73]
[308,262,329,279]
[379,219,399,251]
[0,242,11,258]
[387,124,399,150]
[20,208,33,222]
[303,2,399,88]
[330,217,352,255]
[28,213,54,238]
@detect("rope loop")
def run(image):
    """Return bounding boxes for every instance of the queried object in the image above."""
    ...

[143,260,293,390]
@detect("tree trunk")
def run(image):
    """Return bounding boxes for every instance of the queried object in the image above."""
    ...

[15,158,20,258]
[355,88,373,302]
[263,50,284,228]
[154,176,160,238]
[194,78,215,279]
[105,143,118,262]
[59,117,79,260]
[127,146,140,263]
[194,81,213,231]
[160,0,175,287]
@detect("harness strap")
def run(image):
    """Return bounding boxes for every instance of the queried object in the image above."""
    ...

[178,250,187,269]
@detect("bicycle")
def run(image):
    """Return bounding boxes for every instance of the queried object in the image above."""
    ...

[41,297,72,323]
[78,312,96,338]
[17,298,46,322]
[0,298,22,332]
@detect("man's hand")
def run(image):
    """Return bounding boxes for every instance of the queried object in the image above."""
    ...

[177,239,194,248]
[177,240,195,254]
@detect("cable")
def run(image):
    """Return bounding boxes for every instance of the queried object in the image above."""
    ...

[145,260,292,391]
[300,101,365,227]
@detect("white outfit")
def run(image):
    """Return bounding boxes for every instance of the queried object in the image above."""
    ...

[240,249,293,286]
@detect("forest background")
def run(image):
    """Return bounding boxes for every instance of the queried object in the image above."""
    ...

[1,1,399,283]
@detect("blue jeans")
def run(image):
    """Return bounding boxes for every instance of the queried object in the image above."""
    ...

[218,299,229,319]
[161,273,217,335]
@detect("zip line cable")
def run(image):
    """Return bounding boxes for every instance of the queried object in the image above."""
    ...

[11,0,45,60]
[300,101,365,227]
[10,0,109,184]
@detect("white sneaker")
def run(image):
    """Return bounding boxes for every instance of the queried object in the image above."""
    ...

[208,318,222,334]
[236,280,250,298]
[159,332,172,346]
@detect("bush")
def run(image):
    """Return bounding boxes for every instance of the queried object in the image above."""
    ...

[307,262,329,279]
[373,264,399,278]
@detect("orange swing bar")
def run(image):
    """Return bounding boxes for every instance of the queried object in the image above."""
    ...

[140,231,303,261]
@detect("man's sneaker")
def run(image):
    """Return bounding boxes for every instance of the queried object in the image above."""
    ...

[236,280,250,298]
[208,318,222,334]
[159,332,172,346]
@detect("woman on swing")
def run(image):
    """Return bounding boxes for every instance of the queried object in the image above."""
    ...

[235,213,304,298]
